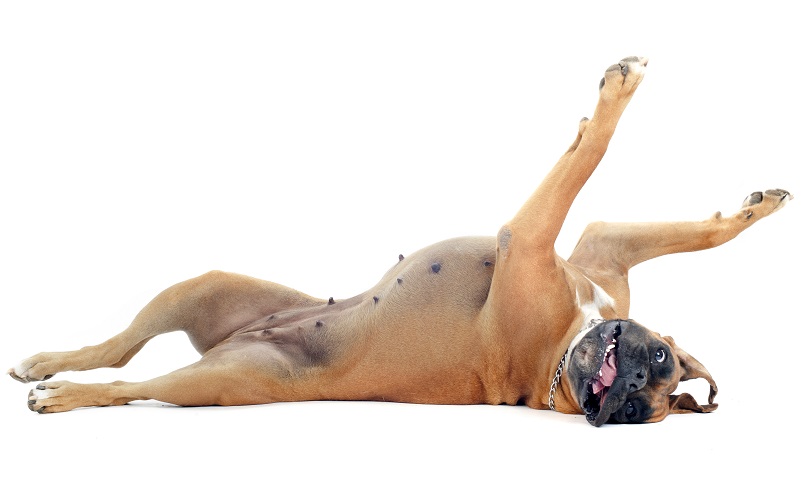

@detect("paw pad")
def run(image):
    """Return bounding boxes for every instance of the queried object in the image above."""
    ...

[742,192,763,208]
[739,188,792,219]
[765,188,792,200]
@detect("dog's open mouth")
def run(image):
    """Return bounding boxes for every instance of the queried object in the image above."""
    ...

[582,333,618,424]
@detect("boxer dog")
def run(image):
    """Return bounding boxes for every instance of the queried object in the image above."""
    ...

[9,56,792,426]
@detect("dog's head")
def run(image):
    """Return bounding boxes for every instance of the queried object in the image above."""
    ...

[566,319,717,426]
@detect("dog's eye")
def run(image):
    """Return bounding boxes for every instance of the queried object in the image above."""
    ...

[624,401,636,419]
[654,348,666,363]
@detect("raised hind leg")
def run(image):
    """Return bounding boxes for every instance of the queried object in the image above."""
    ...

[8,270,322,383]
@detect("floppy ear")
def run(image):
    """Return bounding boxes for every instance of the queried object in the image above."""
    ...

[662,336,718,406]
[668,393,719,414]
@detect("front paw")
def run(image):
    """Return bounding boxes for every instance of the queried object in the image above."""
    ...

[741,189,793,219]
[599,56,648,100]
[8,354,59,383]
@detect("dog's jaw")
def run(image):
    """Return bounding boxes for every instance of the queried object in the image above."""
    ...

[566,320,625,426]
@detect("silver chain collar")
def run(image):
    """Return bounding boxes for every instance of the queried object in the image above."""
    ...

[548,318,605,411]
[548,354,566,411]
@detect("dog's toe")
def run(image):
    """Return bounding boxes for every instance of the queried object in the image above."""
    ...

[742,191,764,208]
[8,367,27,383]
[765,188,792,201]
[27,382,62,414]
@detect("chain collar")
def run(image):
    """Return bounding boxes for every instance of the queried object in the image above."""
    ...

[549,318,605,411]
[548,354,566,411]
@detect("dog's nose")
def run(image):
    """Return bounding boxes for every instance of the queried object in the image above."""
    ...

[618,351,648,392]
[625,369,647,392]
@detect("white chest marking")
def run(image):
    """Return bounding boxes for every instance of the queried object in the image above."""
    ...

[565,277,615,364]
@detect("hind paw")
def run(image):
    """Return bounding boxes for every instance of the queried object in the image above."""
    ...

[27,382,71,413]
[8,353,62,383]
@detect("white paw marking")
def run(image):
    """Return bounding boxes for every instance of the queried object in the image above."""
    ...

[31,387,53,400]
[11,361,28,379]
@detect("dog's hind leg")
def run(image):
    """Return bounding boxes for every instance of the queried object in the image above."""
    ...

[8,271,322,383]
[24,346,287,413]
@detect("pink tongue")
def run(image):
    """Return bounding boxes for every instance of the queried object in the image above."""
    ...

[591,353,618,395]
[602,353,618,385]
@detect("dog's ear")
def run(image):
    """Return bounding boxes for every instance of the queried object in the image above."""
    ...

[663,336,718,407]
[668,392,719,414]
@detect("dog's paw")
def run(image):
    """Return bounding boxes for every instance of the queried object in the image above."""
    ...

[740,189,792,220]
[28,382,67,413]
[28,382,63,413]
[8,354,60,383]
[598,56,648,100]
[27,381,84,414]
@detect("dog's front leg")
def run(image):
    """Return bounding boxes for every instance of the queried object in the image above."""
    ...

[488,58,646,309]
[568,188,793,274]
[480,58,647,397]
[503,57,647,256]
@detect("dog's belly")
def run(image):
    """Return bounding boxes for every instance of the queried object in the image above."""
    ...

[225,236,502,403]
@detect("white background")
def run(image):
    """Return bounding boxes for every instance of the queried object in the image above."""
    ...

[1,2,804,502]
